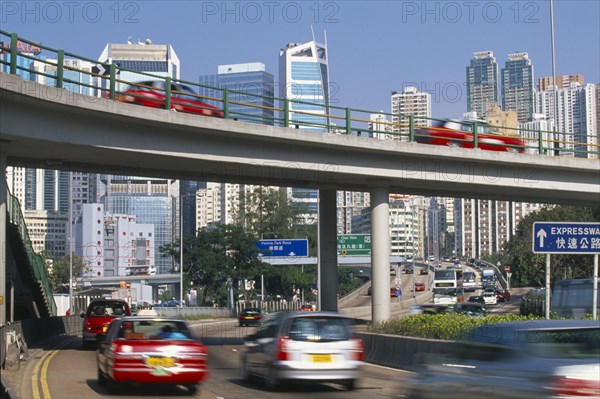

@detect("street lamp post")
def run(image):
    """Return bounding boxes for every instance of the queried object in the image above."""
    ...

[179,193,197,309]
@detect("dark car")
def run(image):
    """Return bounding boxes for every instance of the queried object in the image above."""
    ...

[404,265,414,274]
[408,320,600,398]
[453,302,487,317]
[415,120,526,153]
[81,299,131,349]
[114,80,224,117]
[97,317,209,394]
[467,295,485,306]
[238,307,266,327]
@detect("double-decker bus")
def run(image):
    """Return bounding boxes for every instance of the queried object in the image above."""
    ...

[432,269,464,305]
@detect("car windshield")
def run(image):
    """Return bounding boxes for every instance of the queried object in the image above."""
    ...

[117,320,192,340]
[87,301,127,316]
[241,308,262,315]
[286,317,351,342]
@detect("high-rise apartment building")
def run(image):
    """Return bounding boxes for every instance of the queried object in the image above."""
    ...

[390,87,431,139]
[501,53,535,123]
[538,75,584,92]
[519,113,555,155]
[466,51,499,119]
[337,191,370,234]
[454,199,542,258]
[369,113,392,140]
[536,82,597,158]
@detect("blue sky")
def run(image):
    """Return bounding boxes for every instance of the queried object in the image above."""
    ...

[2,0,598,118]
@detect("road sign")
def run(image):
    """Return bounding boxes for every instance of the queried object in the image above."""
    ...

[532,222,600,254]
[256,239,308,257]
[337,234,371,256]
[92,63,109,76]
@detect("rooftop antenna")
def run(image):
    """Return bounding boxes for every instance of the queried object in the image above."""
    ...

[310,25,316,42]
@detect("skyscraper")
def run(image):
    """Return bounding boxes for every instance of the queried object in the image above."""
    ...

[391,86,431,139]
[279,39,331,219]
[279,40,330,130]
[466,51,499,119]
[501,53,535,123]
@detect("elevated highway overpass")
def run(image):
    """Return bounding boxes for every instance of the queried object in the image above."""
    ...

[1,72,599,325]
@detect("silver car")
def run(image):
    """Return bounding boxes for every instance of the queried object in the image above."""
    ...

[239,311,364,390]
[408,319,600,398]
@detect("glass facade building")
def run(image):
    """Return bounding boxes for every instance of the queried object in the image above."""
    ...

[501,53,535,123]
[466,51,498,119]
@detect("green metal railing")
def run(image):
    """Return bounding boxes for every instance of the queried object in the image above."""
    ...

[6,188,57,316]
[1,30,598,158]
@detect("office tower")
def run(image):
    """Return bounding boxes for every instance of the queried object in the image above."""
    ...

[0,38,41,78]
[390,87,431,139]
[389,197,421,258]
[98,40,180,91]
[536,83,597,158]
[279,39,330,219]
[23,210,67,258]
[279,40,330,130]
[538,75,584,92]
[466,51,499,119]
[197,63,275,226]
[501,53,535,123]
[32,58,94,95]
[199,62,275,123]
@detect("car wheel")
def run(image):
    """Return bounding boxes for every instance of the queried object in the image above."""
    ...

[239,354,253,382]
[265,367,280,391]
[186,384,198,395]
[97,366,108,386]
[342,379,356,391]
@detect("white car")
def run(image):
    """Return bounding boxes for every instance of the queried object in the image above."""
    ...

[240,311,364,390]
[483,290,497,305]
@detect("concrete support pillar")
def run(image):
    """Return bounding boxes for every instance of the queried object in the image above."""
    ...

[0,147,6,325]
[318,189,338,311]
[371,186,390,325]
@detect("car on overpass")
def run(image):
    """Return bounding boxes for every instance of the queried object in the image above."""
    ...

[114,80,224,117]
[415,120,526,153]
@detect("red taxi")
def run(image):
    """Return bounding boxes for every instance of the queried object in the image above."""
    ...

[414,281,426,292]
[415,120,526,153]
[96,317,209,394]
[114,80,224,117]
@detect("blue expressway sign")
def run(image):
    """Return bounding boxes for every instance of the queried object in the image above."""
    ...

[532,222,600,254]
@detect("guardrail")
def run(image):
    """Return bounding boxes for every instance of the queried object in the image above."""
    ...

[1,30,597,159]
[6,188,57,316]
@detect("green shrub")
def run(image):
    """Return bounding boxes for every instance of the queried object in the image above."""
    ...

[371,313,544,341]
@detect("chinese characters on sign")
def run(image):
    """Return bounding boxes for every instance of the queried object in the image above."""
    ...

[532,222,600,254]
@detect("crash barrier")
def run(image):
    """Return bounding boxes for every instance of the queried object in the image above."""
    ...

[155,307,230,318]
[358,331,472,369]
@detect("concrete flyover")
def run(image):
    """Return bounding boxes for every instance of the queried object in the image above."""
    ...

[0,72,598,205]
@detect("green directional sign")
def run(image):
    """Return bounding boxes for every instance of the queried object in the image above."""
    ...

[337,234,371,255]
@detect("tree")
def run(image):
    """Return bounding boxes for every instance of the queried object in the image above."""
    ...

[47,253,88,293]
[160,223,267,306]
[501,205,600,287]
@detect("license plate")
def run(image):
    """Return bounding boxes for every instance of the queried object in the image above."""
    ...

[311,354,331,363]
[146,356,176,368]
[244,316,254,319]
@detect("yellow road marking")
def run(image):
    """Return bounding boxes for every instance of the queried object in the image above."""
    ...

[31,341,70,399]
[40,350,60,399]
